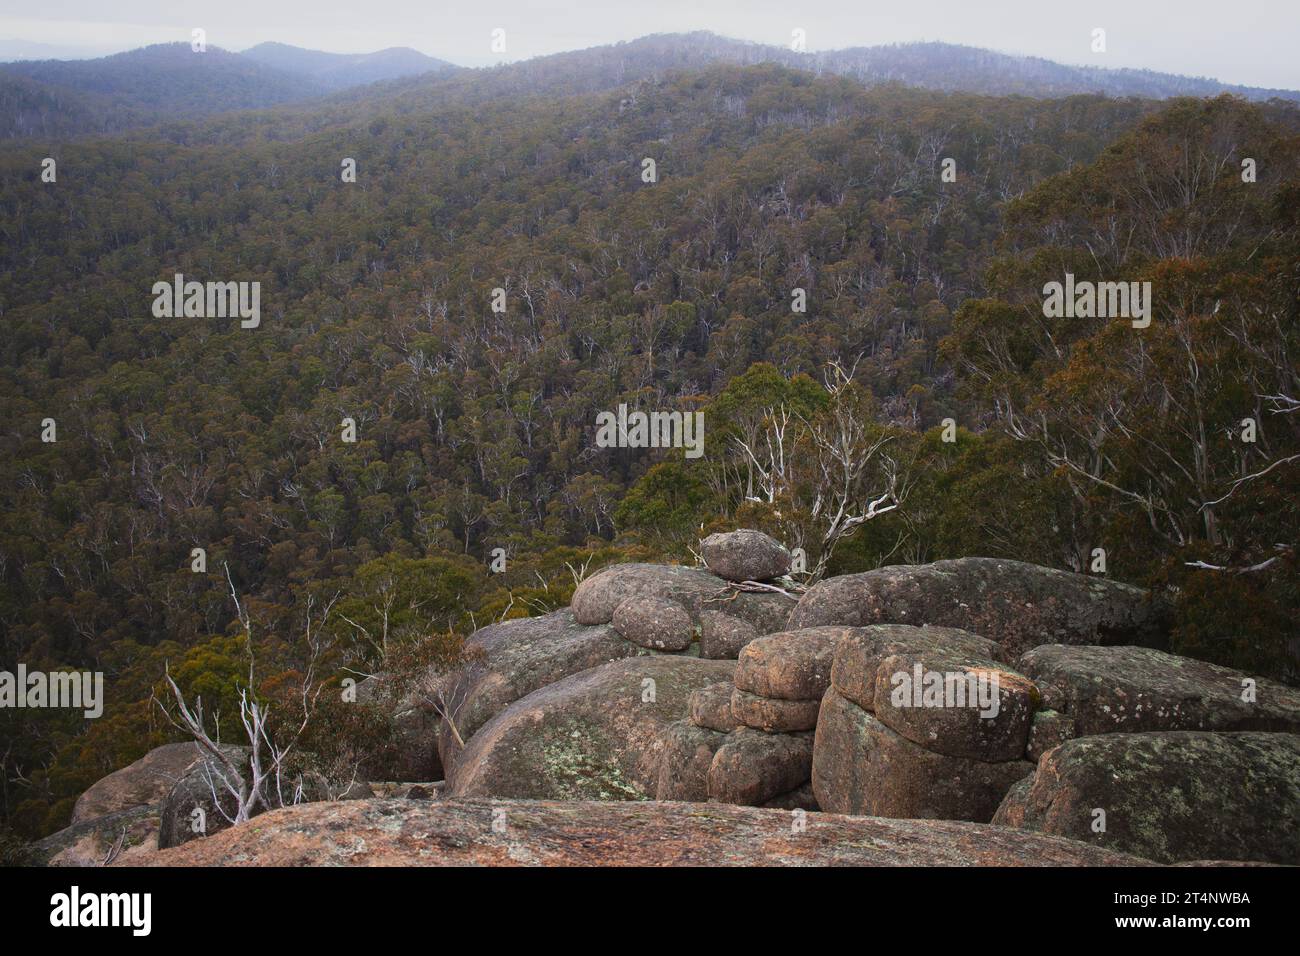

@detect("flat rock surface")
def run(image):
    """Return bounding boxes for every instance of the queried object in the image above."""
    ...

[791,558,1164,659]
[1016,644,1300,736]
[123,797,1152,866]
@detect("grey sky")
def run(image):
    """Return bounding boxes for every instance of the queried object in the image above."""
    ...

[1,0,1296,90]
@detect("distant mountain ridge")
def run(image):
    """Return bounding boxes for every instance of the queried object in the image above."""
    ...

[240,42,457,90]
[492,33,1300,103]
[1,31,1295,141]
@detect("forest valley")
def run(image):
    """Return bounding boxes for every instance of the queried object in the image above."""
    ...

[0,63,1296,844]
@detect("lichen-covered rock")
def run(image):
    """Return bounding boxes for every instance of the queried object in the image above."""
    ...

[126,797,1153,867]
[30,805,159,866]
[791,558,1166,659]
[571,563,794,635]
[72,742,211,824]
[449,656,735,800]
[701,530,792,582]
[689,681,739,732]
[830,623,1007,712]
[1027,709,1076,760]
[436,610,646,778]
[655,720,729,801]
[734,627,846,700]
[612,595,694,651]
[994,776,1033,828]
[1016,644,1300,736]
[699,611,759,660]
[708,728,815,806]
[813,689,1034,822]
[992,731,1300,865]
[870,650,1039,762]
[731,687,821,732]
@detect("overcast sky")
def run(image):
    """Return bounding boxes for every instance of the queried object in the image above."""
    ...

[2,0,1296,90]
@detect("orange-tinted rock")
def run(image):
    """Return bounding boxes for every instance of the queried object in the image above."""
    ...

[125,797,1154,866]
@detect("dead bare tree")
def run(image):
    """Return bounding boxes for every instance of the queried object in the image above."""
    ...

[728,361,906,578]
[154,564,341,826]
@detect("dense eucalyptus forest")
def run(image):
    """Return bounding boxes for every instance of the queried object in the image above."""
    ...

[1,35,1297,842]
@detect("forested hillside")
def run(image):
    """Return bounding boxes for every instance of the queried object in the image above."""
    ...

[1,54,1296,841]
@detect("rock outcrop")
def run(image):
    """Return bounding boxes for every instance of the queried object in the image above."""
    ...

[449,655,735,800]
[437,610,647,777]
[689,681,740,732]
[733,627,843,703]
[571,562,794,638]
[813,624,1036,821]
[612,595,694,651]
[124,797,1152,866]
[655,720,728,801]
[707,728,815,806]
[1016,644,1300,736]
[30,805,160,867]
[993,731,1300,865]
[60,547,1295,869]
[790,558,1165,659]
[71,742,211,824]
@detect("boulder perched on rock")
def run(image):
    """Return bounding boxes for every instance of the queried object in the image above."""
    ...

[813,689,1034,821]
[571,563,793,634]
[1017,644,1300,737]
[993,731,1300,865]
[449,656,735,800]
[734,627,845,701]
[72,742,211,824]
[612,595,694,651]
[655,720,728,801]
[30,805,159,866]
[689,681,739,732]
[790,558,1165,659]
[731,687,821,732]
[708,728,815,806]
[436,610,646,776]
[126,797,1153,866]
[701,530,792,582]
[699,611,760,660]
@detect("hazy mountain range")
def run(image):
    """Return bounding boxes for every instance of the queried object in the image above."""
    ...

[1,31,1297,141]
